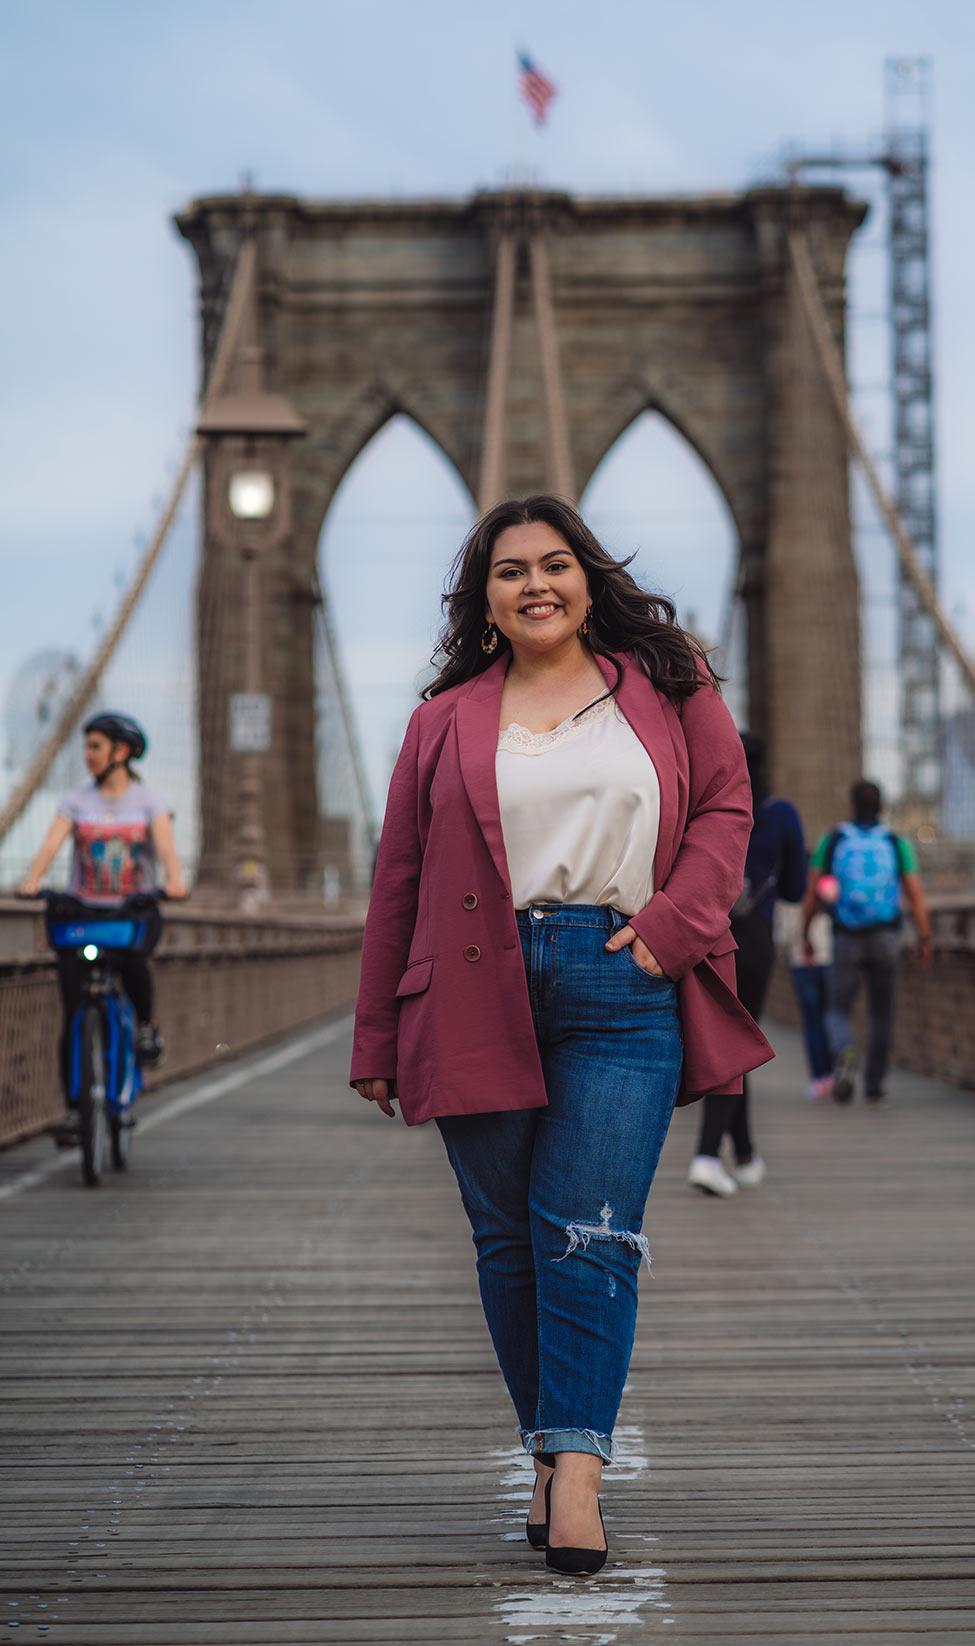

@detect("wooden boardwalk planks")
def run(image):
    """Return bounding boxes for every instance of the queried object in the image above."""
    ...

[1,1016,973,1644]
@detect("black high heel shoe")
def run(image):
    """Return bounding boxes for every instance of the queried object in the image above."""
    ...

[543,1473,608,1575]
[526,1464,551,1549]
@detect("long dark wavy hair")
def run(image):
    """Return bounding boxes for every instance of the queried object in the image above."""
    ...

[422,495,721,704]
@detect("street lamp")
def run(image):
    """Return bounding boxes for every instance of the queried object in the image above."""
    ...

[197,342,306,909]
[228,468,276,521]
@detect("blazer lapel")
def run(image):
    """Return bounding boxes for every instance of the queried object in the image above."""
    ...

[456,646,681,904]
[456,652,513,895]
[595,650,682,891]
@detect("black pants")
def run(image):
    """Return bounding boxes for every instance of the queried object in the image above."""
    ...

[826,928,900,1097]
[696,910,776,1163]
[56,954,153,1103]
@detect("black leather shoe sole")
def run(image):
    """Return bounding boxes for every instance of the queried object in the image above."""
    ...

[545,1543,608,1575]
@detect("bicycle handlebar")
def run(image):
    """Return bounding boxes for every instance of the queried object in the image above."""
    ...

[37,887,171,910]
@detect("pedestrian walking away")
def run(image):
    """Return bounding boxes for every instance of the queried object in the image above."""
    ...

[785,904,835,1100]
[349,495,773,1576]
[688,732,806,1198]
[802,779,932,1104]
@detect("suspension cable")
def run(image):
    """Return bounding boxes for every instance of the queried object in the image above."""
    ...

[0,237,259,843]
[788,227,974,693]
[312,568,378,852]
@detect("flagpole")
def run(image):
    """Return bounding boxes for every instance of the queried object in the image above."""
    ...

[513,48,556,190]
[511,43,527,188]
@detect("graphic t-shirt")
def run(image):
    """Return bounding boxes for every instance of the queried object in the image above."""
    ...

[57,781,170,902]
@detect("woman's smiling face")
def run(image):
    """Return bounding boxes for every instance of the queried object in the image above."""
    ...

[485,522,591,652]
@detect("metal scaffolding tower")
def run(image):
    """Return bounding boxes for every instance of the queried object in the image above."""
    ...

[781,56,941,825]
[885,58,940,821]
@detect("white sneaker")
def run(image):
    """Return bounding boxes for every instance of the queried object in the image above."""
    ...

[688,1155,739,1197]
[732,1154,767,1188]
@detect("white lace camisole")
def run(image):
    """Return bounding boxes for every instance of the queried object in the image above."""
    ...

[495,691,661,916]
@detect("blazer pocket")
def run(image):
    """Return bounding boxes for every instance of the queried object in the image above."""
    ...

[709,929,738,958]
[395,956,434,997]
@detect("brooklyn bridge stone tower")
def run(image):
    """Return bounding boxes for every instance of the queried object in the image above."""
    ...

[177,185,865,892]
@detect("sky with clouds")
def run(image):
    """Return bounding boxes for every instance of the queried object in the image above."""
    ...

[1,0,972,851]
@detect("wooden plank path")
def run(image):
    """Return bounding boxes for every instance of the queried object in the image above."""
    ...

[1,1013,973,1645]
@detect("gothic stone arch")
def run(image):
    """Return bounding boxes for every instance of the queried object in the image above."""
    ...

[176,186,866,893]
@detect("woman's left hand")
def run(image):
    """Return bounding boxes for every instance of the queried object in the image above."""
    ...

[604,924,668,977]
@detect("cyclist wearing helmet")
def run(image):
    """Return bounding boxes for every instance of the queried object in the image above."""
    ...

[20,713,187,1135]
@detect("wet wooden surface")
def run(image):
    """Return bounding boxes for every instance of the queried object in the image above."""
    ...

[1,1014,973,1644]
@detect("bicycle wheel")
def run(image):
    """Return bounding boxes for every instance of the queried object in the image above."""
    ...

[109,1112,132,1171]
[79,1006,108,1188]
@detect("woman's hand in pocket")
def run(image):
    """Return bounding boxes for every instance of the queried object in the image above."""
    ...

[604,923,667,977]
[353,1078,398,1117]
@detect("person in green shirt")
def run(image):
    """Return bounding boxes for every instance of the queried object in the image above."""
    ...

[801,780,931,1103]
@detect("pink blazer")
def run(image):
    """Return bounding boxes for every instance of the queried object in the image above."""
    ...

[349,648,775,1125]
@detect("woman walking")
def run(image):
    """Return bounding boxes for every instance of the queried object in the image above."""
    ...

[687,733,806,1195]
[350,497,772,1575]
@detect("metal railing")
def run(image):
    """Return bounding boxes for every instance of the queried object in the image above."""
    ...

[765,894,975,1091]
[0,900,363,1148]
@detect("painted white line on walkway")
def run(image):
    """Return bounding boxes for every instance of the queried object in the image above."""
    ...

[0,1014,354,1205]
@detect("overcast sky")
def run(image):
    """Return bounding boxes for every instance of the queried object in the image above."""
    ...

[2,0,972,845]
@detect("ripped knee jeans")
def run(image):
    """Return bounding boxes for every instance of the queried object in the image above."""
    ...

[436,902,682,1465]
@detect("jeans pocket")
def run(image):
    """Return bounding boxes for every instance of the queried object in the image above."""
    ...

[619,944,673,985]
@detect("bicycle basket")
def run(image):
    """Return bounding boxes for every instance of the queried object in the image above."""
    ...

[44,892,163,957]
[48,917,145,952]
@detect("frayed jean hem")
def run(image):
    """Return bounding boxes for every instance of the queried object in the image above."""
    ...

[520,1427,613,1465]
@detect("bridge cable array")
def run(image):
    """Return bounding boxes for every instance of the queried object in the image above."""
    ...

[0,237,260,850]
[787,228,974,695]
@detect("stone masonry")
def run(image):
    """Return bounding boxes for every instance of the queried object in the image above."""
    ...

[175,186,867,896]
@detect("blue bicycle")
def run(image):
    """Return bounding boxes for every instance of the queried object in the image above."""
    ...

[44,890,165,1186]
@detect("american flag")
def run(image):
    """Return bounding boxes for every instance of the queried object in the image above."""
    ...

[518,51,558,126]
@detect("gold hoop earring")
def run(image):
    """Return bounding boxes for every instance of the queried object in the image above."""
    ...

[481,622,499,654]
[578,604,593,637]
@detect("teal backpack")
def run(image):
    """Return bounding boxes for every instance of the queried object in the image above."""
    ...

[824,823,903,932]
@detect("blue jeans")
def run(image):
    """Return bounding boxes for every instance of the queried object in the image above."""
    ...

[436,902,683,1465]
[790,963,833,1079]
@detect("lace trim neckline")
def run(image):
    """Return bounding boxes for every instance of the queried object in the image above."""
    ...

[498,692,619,755]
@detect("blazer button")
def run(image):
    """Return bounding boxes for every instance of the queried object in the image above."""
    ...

[462,892,478,909]
[463,944,481,962]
